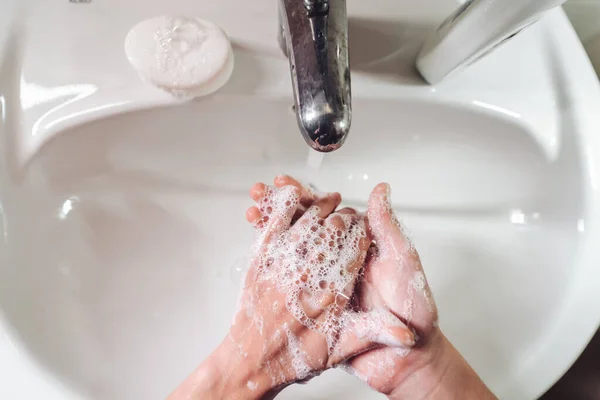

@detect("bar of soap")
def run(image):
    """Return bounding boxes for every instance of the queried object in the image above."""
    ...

[124,15,234,98]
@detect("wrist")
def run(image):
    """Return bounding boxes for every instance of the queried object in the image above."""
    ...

[168,339,279,400]
[388,331,496,400]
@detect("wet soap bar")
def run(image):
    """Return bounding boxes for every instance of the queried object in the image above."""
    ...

[124,15,234,98]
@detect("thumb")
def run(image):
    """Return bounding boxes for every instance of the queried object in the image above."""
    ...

[367,183,411,255]
[328,308,415,366]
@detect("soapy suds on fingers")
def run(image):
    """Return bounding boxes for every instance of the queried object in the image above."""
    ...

[249,185,368,352]
[226,182,421,390]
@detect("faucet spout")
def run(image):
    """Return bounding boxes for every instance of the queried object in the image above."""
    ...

[279,0,351,152]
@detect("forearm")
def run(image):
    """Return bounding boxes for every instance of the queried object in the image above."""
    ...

[167,340,279,400]
[388,333,497,400]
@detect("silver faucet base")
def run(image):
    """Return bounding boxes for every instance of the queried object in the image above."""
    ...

[279,0,352,152]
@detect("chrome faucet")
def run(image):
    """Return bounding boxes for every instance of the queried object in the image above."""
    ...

[278,0,351,152]
[416,0,568,84]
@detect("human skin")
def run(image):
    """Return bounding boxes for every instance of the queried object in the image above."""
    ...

[168,176,496,400]
[251,176,497,400]
[168,182,415,400]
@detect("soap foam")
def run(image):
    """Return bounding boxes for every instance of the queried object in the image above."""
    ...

[283,324,312,380]
[249,185,367,353]
[341,345,412,388]
[347,308,411,348]
[231,183,423,387]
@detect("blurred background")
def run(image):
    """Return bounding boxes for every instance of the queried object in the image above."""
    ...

[564,0,600,74]
[539,2,600,399]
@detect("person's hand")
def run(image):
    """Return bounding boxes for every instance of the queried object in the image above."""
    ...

[262,176,496,400]
[346,182,440,394]
[240,182,415,381]
[169,181,414,400]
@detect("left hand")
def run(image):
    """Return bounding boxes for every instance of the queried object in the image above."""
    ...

[247,176,438,395]
[169,179,414,400]
[252,177,493,400]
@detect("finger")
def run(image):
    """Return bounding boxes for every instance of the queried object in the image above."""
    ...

[345,233,371,277]
[325,213,347,231]
[346,347,407,389]
[351,251,390,312]
[246,206,262,224]
[250,183,267,202]
[262,186,301,241]
[334,214,369,271]
[328,310,415,366]
[334,246,368,311]
[323,214,369,311]
[298,192,342,224]
[300,289,335,319]
[367,183,411,255]
[246,206,265,230]
[336,207,357,215]
[292,204,308,223]
[352,275,377,312]
[274,175,316,207]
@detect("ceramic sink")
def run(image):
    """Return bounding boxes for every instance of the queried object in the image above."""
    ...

[1,0,600,399]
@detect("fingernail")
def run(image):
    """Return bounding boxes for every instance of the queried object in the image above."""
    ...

[379,326,415,347]
[285,185,300,195]
[274,175,289,186]
[384,183,391,198]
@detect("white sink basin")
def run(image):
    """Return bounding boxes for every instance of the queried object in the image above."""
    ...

[1,1,600,399]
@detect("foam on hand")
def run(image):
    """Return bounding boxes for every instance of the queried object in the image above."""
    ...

[227,183,421,389]
[250,185,367,353]
[124,15,234,98]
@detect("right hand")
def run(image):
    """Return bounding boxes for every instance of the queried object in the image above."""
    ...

[259,176,495,400]
[346,182,440,395]
[240,179,417,390]
[169,181,416,400]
